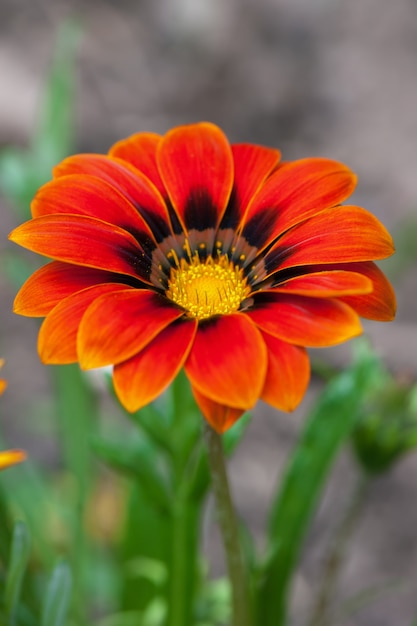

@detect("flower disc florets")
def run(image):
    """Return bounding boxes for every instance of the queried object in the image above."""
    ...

[166,250,251,320]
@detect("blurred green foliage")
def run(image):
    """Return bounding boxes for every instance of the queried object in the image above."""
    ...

[0,21,80,217]
[352,370,417,474]
[1,18,415,626]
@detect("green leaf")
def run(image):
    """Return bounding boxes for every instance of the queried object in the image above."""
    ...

[96,607,166,626]
[256,343,381,626]
[50,365,98,620]
[92,435,172,512]
[120,483,174,612]
[5,521,32,625]
[41,561,72,626]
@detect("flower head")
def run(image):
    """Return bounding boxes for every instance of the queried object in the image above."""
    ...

[0,360,27,469]
[9,122,395,432]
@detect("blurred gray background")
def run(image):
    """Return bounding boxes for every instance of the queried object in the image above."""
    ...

[1,1,417,625]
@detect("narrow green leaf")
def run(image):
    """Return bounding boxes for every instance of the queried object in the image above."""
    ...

[129,403,174,457]
[5,521,32,625]
[92,435,171,512]
[256,344,381,626]
[50,364,98,620]
[96,608,165,626]
[120,483,173,611]
[0,462,56,567]
[119,485,201,626]
[166,501,200,626]
[41,561,72,626]
[51,365,97,492]
[0,484,14,565]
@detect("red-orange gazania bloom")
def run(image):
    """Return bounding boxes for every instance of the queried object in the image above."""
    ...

[0,360,27,469]
[9,122,395,432]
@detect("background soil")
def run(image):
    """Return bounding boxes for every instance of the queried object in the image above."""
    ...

[1,1,417,625]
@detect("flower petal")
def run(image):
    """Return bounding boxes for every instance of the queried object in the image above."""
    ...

[32,174,155,242]
[260,333,310,411]
[113,318,197,413]
[13,261,130,317]
[273,270,373,297]
[108,132,167,197]
[158,122,234,233]
[53,154,171,240]
[220,143,280,230]
[0,450,27,470]
[9,215,151,281]
[264,206,395,274]
[77,290,183,369]
[239,157,357,249]
[338,262,396,321]
[191,386,245,433]
[248,294,362,347]
[39,284,128,363]
[185,314,267,409]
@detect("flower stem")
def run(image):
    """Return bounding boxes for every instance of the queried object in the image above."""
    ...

[203,420,251,626]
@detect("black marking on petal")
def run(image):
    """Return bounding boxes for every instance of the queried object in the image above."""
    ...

[219,186,241,230]
[241,207,278,249]
[183,188,219,231]
[166,198,184,235]
[117,243,153,280]
[250,290,278,307]
[269,264,333,287]
[138,209,172,242]
[122,228,156,255]
[264,245,294,275]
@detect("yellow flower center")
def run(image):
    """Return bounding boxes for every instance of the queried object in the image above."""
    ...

[166,253,251,320]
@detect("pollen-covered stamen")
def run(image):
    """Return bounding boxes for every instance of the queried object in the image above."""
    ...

[166,253,251,320]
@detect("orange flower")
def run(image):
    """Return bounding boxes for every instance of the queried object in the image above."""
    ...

[0,449,27,470]
[9,122,395,432]
[0,359,6,398]
[0,360,27,469]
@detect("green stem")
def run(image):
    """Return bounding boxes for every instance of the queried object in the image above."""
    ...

[203,421,251,626]
[308,473,369,626]
[168,500,199,626]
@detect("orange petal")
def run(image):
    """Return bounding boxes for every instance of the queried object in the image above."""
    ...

[32,174,155,240]
[239,157,357,249]
[273,270,373,297]
[220,143,280,230]
[9,215,150,281]
[14,261,127,317]
[158,122,234,232]
[185,314,267,409]
[77,290,183,369]
[248,294,362,347]
[191,386,245,433]
[0,450,27,470]
[38,284,128,363]
[108,132,167,198]
[339,262,396,321]
[53,154,172,240]
[260,333,310,411]
[113,318,197,412]
[265,206,395,273]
